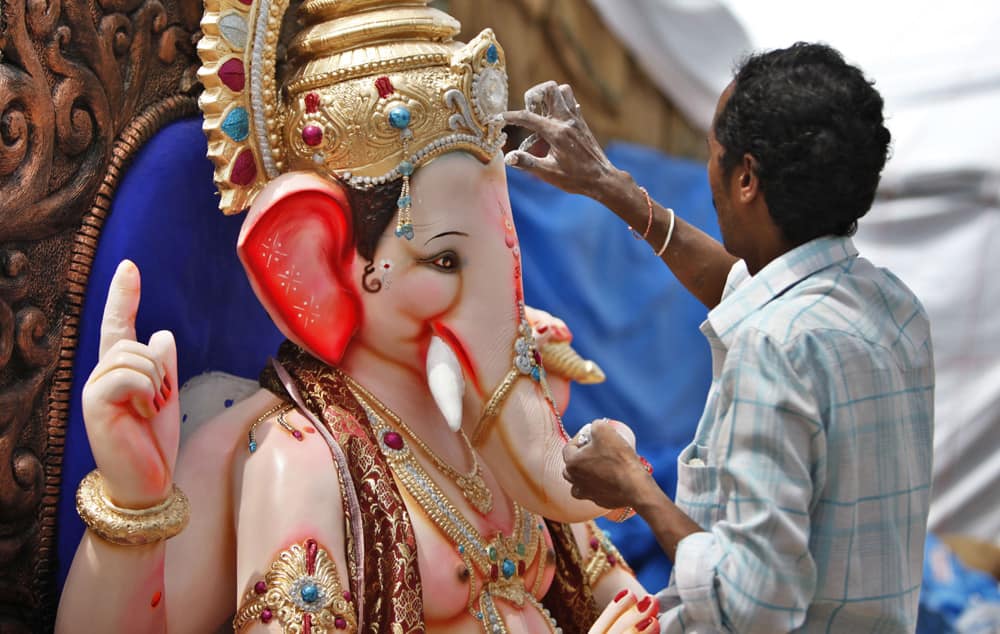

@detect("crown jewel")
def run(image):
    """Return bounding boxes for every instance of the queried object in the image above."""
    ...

[199,0,509,215]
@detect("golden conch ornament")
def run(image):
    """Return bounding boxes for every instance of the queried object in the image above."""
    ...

[198,0,509,216]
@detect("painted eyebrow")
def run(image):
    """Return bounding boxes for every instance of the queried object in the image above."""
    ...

[424,231,469,245]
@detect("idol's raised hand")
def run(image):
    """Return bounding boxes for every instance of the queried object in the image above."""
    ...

[503,80,620,202]
[81,260,180,509]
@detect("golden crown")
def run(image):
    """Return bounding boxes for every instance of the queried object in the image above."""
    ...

[198,0,509,220]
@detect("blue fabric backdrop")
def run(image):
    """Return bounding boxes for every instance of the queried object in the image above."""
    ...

[55,117,719,596]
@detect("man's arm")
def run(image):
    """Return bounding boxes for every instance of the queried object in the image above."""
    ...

[565,329,823,632]
[503,81,738,309]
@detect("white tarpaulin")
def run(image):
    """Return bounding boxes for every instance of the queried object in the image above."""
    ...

[590,0,1000,544]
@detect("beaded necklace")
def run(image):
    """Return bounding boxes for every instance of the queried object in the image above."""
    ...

[342,380,562,633]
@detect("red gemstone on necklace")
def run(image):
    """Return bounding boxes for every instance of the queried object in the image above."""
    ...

[303,613,313,634]
[383,431,404,450]
[261,608,273,623]
[607,554,618,566]
[343,590,352,602]
[219,58,245,92]
[518,560,525,576]
[490,564,499,581]
[254,580,267,594]
[335,616,348,629]
[293,429,304,440]
[306,539,318,575]
[589,537,599,550]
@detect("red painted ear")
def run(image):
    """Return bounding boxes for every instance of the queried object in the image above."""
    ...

[238,171,360,365]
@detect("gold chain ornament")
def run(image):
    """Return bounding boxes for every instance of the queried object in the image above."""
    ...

[340,371,493,514]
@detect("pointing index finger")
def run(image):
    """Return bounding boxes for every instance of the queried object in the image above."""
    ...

[100,260,141,358]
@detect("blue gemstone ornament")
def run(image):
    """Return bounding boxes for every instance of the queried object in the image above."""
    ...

[301,583,319,603]
[486,44,499,64]
[398,160,414,176]
[394,224,414,240]
[389,106,411,129]
[248,441,258,453]
[221,107,250,142]
[530,366,541,382]
[397,195,412,208]
[501,559,516,578]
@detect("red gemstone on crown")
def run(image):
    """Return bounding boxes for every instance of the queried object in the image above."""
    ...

[532,350,542,366]
[383,431,404,451]
[589,538,599,550]
[230,149,257,186]
[302,125,323,147]
[254,580,267,594]
[343,591,352,602]
[293,429,304,440]
[260,608,273,623]
[607,554,617,566]
[335,617,348,630]
[304,92,320,113]
[218,58,245,92]
[490,564,499,581]
[375,76,395,98]
[518,560,525,576]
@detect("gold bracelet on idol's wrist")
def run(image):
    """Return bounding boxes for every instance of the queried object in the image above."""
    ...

[75,470,190,546]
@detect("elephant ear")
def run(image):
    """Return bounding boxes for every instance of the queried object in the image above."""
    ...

[238,171,361,365]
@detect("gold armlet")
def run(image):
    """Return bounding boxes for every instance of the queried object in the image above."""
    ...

[234,538,357,633]
[75,470,189,546]
[583,521,632,588]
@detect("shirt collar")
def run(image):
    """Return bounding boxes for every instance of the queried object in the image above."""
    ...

[705,235,859,348]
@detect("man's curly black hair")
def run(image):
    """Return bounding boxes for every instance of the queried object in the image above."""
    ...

[714,42,891,245]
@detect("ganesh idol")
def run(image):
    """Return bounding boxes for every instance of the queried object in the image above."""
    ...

[55,1,659,631]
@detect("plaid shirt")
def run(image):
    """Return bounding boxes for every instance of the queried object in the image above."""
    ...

[656,236,934,633]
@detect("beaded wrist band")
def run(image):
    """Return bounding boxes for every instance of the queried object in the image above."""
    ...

[76,470,190,546]
[629,186,654,240]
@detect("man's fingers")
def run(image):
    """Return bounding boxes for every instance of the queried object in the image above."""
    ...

[100,260,141,358]
[559,83,580,114]
[502,109,561,138]
[524,80,558,115]
[544,82,575,118]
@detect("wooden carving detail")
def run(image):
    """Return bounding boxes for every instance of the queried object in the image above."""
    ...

[0,0,200,625]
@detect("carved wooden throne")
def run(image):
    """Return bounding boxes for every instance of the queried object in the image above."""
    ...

[0,0,201,627]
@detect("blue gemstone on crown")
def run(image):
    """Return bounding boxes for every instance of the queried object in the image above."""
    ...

[389,106,411,129]
[486,44,499,64]
[398,160,414,176]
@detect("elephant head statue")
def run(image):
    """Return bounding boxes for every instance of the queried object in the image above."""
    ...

[199,0,622,522]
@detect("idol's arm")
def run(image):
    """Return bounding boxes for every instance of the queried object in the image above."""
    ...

[230,401,355,633]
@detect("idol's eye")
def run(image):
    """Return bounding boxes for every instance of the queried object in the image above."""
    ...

[418,250,461,273]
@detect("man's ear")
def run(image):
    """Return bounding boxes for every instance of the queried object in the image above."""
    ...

[238,172,361,365]
[739,153,760,202]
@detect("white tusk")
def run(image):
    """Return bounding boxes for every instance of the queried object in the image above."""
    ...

[426,335,465,432]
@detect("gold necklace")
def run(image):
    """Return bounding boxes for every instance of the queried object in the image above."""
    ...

[343,380,557,633]
[339,371,494,515]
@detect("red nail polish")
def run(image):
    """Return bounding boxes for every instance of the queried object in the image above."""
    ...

[163,375,171,390]
[537,325,548,333]
[637,596,652,612]
[161,384,169,400]
[613,588,628,603]
[637,617,654,631]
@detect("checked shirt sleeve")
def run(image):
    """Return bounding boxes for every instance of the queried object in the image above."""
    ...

[660,329,826,633]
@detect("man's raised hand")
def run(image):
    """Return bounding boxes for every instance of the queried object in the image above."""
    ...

[82,260,180,509]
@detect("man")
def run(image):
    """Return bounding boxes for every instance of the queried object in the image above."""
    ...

[504,43,934,632]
